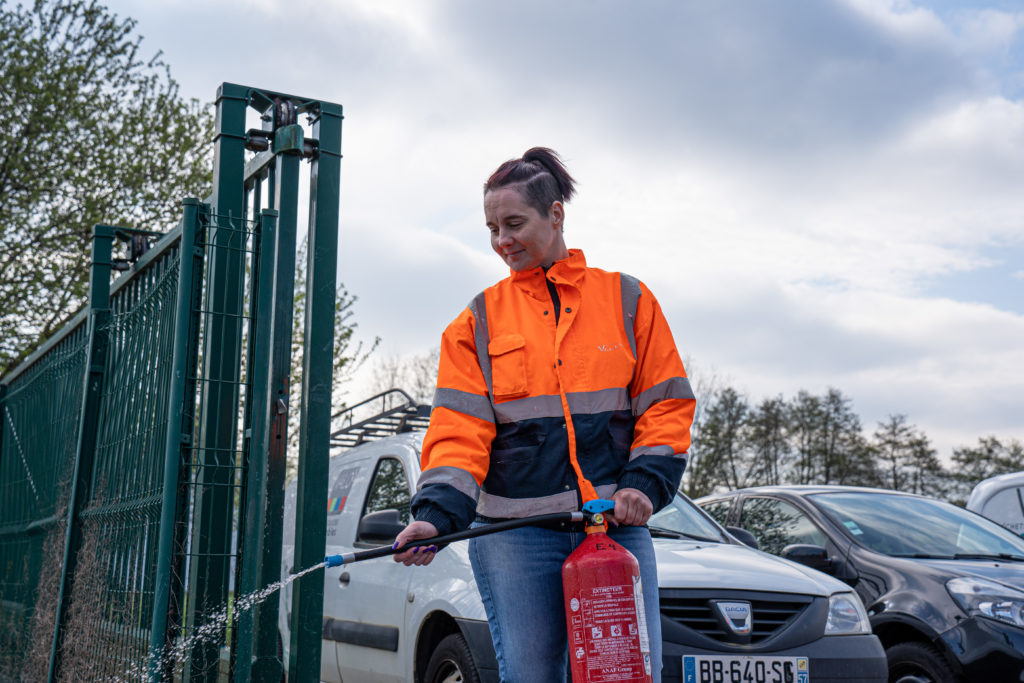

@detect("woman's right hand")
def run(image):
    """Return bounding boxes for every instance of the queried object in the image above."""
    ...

[392,520,439,566]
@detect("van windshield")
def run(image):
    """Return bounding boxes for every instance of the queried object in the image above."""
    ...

[648,494,729,543]
[811,491,1024,559]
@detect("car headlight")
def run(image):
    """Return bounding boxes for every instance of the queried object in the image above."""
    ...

[825,592,872,634]
[947,576,1024,628]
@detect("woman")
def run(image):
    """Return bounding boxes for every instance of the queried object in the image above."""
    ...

[394,148,695,682]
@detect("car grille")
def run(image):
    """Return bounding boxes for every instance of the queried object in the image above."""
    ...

[660,592,809,644]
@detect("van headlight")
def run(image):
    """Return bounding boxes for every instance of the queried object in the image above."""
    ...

[947,577,1024,628]
[825,592,872,634]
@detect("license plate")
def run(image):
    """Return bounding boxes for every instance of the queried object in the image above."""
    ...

[683,655,809,683]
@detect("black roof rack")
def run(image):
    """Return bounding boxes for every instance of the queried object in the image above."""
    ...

[330,388,431,449]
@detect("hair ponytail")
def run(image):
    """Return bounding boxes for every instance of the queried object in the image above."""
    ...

[485,147,576,217]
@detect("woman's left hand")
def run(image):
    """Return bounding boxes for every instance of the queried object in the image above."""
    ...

[608,488,653,526]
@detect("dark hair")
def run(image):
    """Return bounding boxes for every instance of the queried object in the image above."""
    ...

[484,147,577,217]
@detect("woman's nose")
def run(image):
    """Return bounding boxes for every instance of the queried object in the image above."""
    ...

[497,231,514,247]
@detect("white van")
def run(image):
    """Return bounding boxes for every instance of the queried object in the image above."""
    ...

[278,394,886,683]
[967,471,1024,535]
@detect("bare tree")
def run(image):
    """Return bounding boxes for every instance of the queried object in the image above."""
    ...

[366,347,440,405]
[285,236,378,479]
[746,396,789,486]
[788,391,823,485]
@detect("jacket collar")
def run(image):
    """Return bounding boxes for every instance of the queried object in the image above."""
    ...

[509,249,587,291]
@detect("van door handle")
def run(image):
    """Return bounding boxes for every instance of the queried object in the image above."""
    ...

[338,571,350,586]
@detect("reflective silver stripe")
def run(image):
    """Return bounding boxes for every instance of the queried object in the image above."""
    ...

[417,465,481,501]
[493,394,563,424]
[628,445,684,461]
[433,387,495,423]
[493,388,631,424]
[620,273,641,360]
[595,483,618,500]
[477,489,579,517]
[469,292,493,399]
[567,387,630,415]
[633,377,695,417]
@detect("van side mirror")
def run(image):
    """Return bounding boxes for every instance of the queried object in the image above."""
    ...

[357,509,405,544]
[782,544,833,573]
[726,526,759,550]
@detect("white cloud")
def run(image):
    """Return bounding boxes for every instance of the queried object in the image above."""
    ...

[101,0,1024,459]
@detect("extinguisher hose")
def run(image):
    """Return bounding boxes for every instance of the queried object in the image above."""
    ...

[324,510,587,567]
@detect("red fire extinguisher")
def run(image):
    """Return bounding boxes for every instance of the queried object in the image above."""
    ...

[563,499,653,683]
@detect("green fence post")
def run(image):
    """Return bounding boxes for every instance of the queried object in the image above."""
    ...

[0,383,6,491]
[186,83,249,681]
[232,207,277,682]
[235,204,295,682]
[289,101,343,683]
[148,199,206,681]
[48,225,115,681]
[252,126,305,681]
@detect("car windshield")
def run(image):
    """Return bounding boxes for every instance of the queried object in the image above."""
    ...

[810,491,1024,559]
[648,494,729,543]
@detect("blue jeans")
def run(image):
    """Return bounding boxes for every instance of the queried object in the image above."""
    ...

[469,523,662,683]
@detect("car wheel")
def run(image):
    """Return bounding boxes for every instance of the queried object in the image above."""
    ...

[886,641,956,683]
[425,633,481,683]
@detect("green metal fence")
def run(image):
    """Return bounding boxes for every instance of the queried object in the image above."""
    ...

[55,222,189,681]
[0,315,88,679]
[0,83,342,683]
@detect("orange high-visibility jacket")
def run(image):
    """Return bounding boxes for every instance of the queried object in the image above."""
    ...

[412,250,695,535]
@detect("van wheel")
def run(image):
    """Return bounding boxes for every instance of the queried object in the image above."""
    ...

[886,641,955,683]
[425,633,481,683]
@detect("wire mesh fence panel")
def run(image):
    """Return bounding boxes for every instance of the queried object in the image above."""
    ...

[58,243,183,681]
[0,321,88,679]
[164,210,260,682]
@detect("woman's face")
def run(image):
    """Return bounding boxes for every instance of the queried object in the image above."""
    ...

[485,187,567,271]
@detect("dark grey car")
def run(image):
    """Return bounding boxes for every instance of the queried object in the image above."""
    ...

[697,485,1024,683]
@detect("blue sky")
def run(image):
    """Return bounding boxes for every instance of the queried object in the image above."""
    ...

[103,0,1023,460]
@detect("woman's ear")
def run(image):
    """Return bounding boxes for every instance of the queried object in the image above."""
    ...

[550,200,565,229]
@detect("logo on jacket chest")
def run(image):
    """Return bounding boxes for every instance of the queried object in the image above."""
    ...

[596,343,623,352]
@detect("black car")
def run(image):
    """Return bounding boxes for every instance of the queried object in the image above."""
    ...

[696,485,1024,683]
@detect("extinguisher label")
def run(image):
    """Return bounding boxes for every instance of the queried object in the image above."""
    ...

[570,582,652,682]
[633,575,652,674]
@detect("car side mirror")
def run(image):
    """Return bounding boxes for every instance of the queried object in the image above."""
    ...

[782,544,833,573]
[726,526,759,550]
[357,509,405,545]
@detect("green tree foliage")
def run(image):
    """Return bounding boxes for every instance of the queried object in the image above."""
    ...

[0,0,213,374]
[948,436,1024,505]
[746,396,789,486]
[788,390,823,485]
[679,382,1022,501]
[818,388,876,486]
[684,387,749,498]
[873,414,945,497]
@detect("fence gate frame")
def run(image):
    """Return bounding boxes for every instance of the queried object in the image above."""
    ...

[0,82,342,683]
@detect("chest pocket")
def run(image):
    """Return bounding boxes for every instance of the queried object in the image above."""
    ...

[488,334,529,400]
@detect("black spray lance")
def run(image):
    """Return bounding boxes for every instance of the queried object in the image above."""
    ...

[323,500,618,568]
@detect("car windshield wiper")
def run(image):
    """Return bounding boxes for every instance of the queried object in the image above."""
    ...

[647,525,720,543]
[890,552,1024,562]
[953,552,1024,562]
